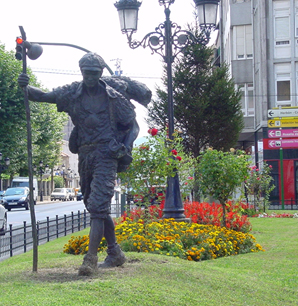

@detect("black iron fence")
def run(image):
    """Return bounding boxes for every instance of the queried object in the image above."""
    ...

[244,198,298,211]
[269,199,298,210]
[0,210,91,261]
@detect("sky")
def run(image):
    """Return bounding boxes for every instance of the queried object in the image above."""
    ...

[0,0,197,139]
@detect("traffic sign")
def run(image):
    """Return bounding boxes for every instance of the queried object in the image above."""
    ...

[268,108,298,118]
[268,128,298,138]
[264,138,298,149]
[267,119,298,128]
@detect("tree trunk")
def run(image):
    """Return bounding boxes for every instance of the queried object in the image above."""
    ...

[220,201,226,227]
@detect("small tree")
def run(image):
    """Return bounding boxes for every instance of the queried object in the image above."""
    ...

[118,129,196,207]
[245,163,275,211]
[147,24,243,157]
[197,148,249,227]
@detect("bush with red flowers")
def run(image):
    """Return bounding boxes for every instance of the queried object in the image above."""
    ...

[118,200,252,233]
[118,129,196,206]
[184,201,252,233]
[245,162,275,211]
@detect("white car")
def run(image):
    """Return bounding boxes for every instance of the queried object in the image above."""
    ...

[50,188,70,201]
[67,188,76,201]
[0,203,7,236]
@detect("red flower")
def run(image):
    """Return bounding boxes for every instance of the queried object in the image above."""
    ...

[141,160,145,164]
[171,149,178,155]
[148,128,158,136]
[176,156,182,161]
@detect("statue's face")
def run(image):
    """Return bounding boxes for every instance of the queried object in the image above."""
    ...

[81,69,103,88]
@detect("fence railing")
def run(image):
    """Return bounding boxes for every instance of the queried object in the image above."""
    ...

[0,210,91,261]
[268,199,298,210]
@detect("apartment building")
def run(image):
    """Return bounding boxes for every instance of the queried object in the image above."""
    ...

[219,0,298,206]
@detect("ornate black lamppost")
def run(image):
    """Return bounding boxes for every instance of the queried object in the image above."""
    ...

[33,161,49,202]
[61,164,72,188]
[114,0,219,220]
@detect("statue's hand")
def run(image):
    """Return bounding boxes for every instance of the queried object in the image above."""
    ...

[18,73,30,88]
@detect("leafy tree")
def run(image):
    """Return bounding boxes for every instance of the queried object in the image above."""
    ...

[245,163,275,212]
[0,43,68,178]
[147,25,244,157]
[197,148,249,227]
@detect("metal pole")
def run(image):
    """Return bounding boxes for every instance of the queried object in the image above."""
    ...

[162,8,186,220]
[19,26,38,272]
[280,148,285,209]
[30,42,114,76]
[40,169,43,202]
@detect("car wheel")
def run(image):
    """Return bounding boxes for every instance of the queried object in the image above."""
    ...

[0,214,7,236]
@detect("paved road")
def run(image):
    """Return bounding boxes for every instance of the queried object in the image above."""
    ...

[7,200,86,227]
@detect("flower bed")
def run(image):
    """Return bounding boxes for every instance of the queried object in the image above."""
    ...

[63,218,264,261]
[120,201,253,233]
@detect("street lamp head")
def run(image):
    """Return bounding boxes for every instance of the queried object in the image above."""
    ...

[5,157,10,166]
[114,0,142,35]
[39,160,43,167]
[33,165,37,172]
[45,164,49,172]
[193,0,219,29]
[158,0,175,6]
[23,41,43,60]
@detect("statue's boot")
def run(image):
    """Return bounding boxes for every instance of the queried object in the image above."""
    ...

[98,244,126,268]
[78,253,98,276]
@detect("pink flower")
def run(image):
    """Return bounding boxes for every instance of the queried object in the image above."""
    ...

[269,165,272,168]
[188,176,194,180]
[185,182,188,185]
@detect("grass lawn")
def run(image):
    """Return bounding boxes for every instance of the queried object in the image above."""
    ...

[0,217,297,306]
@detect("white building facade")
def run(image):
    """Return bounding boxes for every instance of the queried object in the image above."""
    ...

[220,0,298,206]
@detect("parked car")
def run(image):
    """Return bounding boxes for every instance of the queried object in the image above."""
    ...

[67,188,76,201]
[0,187,30,211]
[76,190,83,201]
[50,188,69,201]
[0,203,7,236]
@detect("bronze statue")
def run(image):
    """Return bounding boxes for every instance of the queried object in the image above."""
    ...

[18,53,152,276]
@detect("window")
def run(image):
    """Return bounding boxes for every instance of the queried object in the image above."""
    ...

[277,80,291,101]
[274,5,290,46]
[235,25,253,60]
[275,63,291,105]
[239,83,254,116]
